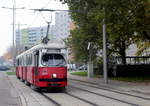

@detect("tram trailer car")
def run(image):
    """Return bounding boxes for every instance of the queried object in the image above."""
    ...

[16,41,67,89]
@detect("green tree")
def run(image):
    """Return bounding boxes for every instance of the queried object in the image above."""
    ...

[65,0,102,62]
[60,0,150,64]
[135,41,150,56]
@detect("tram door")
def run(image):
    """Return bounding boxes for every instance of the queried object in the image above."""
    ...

[34,51,39,84]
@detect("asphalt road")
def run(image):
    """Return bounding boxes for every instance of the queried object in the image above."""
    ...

[0,71,20,106]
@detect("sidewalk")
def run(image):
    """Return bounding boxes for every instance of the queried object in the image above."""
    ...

[7,75,55,106]
[0,72,21,106]
[68,72,150,95]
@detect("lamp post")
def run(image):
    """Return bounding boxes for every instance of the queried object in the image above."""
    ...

[102,0,108,84]
[103,19,108,84]
[12,0,16,66]
[2,0,25,66]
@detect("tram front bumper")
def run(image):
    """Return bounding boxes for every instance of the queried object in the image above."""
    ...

[37,78,67,87]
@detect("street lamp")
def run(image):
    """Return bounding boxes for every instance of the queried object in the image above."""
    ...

[103,19,108,84]
[2,0,25,66]
[102,0,108,84]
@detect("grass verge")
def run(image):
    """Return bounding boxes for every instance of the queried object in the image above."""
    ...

[70,71,102,78]
[70,71,87,76]
[6,72,16,75]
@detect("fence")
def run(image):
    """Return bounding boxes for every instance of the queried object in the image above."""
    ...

[113,56,150,65]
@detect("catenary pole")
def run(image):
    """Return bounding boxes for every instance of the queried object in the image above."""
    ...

[103,0,108,84]
[12,0,16,66]
[2,0,24,66]
[103,19,108,84]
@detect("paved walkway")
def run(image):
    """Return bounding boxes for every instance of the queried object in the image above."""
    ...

[68,72,150,94]
[0,72,21,106]
[8,76,54,106]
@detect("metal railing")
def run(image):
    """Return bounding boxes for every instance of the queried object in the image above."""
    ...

[112,56,150,65]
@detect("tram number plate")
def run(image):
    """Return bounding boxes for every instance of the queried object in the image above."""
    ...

[50,83,59,86]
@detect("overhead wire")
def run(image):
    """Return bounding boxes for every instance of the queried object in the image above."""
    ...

[40,12,48,23]
[26,0,52,28]
[26,12,40,28]
[41,0,52,9]
[38,0,53,24]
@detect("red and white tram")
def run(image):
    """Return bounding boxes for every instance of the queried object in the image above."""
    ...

[16,41,67,90]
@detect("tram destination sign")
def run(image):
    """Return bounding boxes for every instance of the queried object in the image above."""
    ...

[41,49,61,53]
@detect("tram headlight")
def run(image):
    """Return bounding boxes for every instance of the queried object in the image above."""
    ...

[52,73,57,78]
[42,70,48,75]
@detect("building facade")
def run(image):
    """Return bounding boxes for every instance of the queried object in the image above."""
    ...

[15,11,72,53]
[53,12,71,39]
[15,26,54,49]
[28,27,47,47]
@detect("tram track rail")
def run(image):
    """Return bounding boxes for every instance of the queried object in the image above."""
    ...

[40,92,61,106]
[34,79,148,106]
[64,91,99,106]
[13,75,148,106]
[17,77,99,106]
[68,85,139,106]
[40,90,100,106]
[69,79,150,101]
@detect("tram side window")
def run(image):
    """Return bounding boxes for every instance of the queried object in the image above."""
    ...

[17,59,19,66]
[30,54,33,65]
[22,57,25,66]
[19,58,22,66]
[26,54,32,66]
[29,54,32,65]
[17,59,20,66]
[22,57,23,66]
[18,59,20,66]
[26,55,28,65]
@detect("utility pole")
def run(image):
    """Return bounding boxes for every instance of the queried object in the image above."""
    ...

[103,19,108,84]
[87,42,94,78]
[12,0,16,66]
[103,0,108,84]
[2,0,25,66]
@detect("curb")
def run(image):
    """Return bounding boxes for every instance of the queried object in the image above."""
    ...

[20,95,27,106]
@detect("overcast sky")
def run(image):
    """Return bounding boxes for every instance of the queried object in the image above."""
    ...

[0,0,68,56]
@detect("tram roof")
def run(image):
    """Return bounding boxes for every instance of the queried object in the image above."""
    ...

[16,40,67,58]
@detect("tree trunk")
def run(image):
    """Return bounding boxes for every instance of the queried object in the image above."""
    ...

[120,41,126,64]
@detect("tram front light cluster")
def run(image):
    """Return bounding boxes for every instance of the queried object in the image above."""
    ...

[42,70,48,75]
[52,73,57,78]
